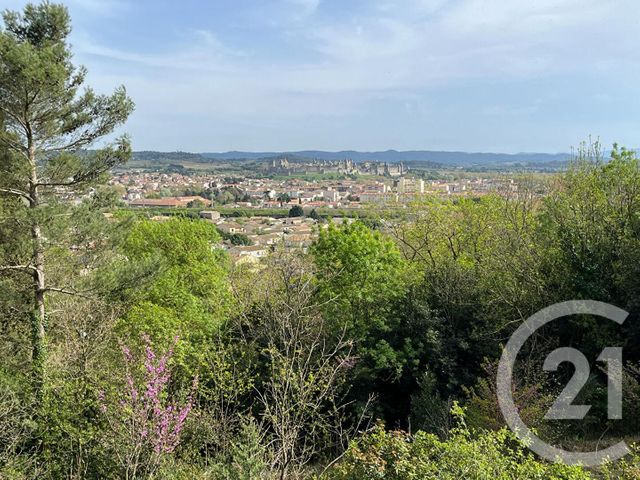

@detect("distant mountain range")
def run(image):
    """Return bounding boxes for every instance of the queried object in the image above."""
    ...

[130,149,574,167]
[200,150,572,166]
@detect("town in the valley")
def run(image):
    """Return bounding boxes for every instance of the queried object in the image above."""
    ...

[107,155,535,263]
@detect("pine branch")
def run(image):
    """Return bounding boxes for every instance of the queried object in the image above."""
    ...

[0,264,37,274]
[0,187,33,202]
[44,286,94,300]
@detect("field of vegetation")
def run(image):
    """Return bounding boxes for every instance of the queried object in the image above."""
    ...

[3,3,640,479]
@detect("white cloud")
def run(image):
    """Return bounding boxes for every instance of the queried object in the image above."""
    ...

[73,0,640,126]
[74,29,246,72]
[43,0,640,150]
[304,0,640,87]
[76,0,640,94]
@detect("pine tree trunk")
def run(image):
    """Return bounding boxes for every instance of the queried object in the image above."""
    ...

[28,138,46,402]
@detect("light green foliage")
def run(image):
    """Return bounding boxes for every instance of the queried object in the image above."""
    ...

[600,444,640,479]
[312,221,408,379]
[328,408,591,480]
[118,218,232,375]
[542,142,640,300]
[393,193,549,399]
[229,251,353,478]
[409,369,452,437]
[530,144,640,436]
[205,419,268,480]
[541,143,640,351]
[402,194,546,325]
[0,369,36,478]
[462,359,559,441]
[0,193,32,370]
[3,16,640,474]
[393,146,640,440]
[180,340,256,465]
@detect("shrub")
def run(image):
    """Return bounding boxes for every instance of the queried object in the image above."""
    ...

[288,205,304,217]
[327,406,591,480]
[99,335,197,479]
[206,419,269,480]
[600,444,640,479]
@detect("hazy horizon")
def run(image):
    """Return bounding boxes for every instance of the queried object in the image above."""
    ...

[175,148,574,155]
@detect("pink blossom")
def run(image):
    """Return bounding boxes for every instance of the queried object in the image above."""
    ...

[122,345,132,361]
[100,333,197,458]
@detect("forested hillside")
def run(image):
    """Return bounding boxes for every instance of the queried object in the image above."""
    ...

[2,3,640,480]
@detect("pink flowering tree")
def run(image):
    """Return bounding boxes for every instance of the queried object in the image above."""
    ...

[100,335,197,479]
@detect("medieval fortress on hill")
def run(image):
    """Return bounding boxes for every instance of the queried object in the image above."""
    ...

[267,157,407,177]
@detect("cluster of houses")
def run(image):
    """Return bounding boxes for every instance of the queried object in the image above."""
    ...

[113,170,523,213]
[199,210,323,264]
[129,196,213,208]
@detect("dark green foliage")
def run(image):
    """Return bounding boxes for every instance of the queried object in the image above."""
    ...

[229,233,252,245]
[309,208,321,220]
[186,199,206,209]
[311,221,420,422]
[229,209,251,217]
[288,204,304,217]
[205,419,268,480]
[540,143,640,362]
[217,228,252,246]
[409,369,452,436]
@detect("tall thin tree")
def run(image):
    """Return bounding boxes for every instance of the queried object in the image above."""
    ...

[0,2,134,400]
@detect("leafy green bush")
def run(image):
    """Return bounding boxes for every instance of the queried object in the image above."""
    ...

[327,407,591,480]
[600,444,640,479]
[205,419,269,480]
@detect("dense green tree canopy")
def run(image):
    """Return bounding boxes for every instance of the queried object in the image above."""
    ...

[288,204,304,217]
[118,218,233,374]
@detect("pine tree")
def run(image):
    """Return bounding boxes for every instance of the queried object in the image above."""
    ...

[0,2,134,401]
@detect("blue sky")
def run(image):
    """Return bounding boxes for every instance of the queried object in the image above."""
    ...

[5,0,640,152]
